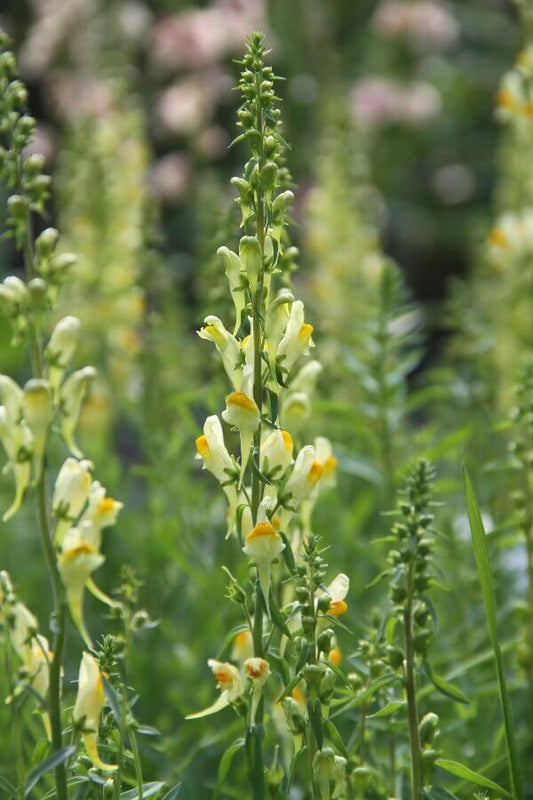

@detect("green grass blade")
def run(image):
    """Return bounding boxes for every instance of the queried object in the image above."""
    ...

[463,466,525,800]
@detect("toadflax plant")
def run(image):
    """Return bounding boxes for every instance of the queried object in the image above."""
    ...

[187,32,351,799]
[0,32,165,800]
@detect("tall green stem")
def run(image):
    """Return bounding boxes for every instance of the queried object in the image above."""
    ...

[404,563,422,800]
[23,205,68,800]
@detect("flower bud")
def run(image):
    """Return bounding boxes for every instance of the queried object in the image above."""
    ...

[23,379,53,482]
[59,366,97,457]
[35,227,59,257]
[217,246,247,334]
[419,712,439,745]
[26,278,47,312]
[313,747,336,800]
[198,316,242,391]
[49,252,77,279]
[45,316,82,396]
[73,653,116,771]
[52,457,93,542]
[282,696,307,735]
[239,236,262,293]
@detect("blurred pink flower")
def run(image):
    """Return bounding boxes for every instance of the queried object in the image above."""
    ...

[47,74,114,120]
[351,77,441,127]
[149,153,191,203]
[150,0,264,72]
[373,0,459,49]
[156,71,231,136]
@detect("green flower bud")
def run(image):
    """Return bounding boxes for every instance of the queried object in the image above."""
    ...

[419,712,439,745]
[26,278,47,312]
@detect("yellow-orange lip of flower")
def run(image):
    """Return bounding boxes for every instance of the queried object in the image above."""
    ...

[298,323,314,343]
[234,631,251,646]
[226,392,259,413]
[496,89,515,109]
[322,456,338,477]
[281,430,293,452]
[215,670,233,686]
[307,461,324,486]
[196,434,210,458]
[245,660,269,679]
[328,647,342,667]
[328,600,348,617]
[61,543,97,564]
[98,498,116,515]
[246,522,278,541]
[292,686,306,706]
[204,324,225,346]
[489,228,508,248]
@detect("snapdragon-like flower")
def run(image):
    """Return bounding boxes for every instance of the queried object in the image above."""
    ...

[198,315,242,390]
[217,246,248,334]
[321,573,350,617]
[59,366,97,457]
[231,629,254,661]
[22,379,53,483]
[261,428,294,478]
[52,457,93,543]
[265,289,294,378]
[244,656,270,725]
[0,406,33,521]
[243,521,285,612]
[59,525,105,647]
[186,659,244,719]
[285,445,324,505]
[73,652,116,771]
[196,415,238,515]
[277,300,314,374]
[45,315,81,397]
[80,480,123,545]
[222,391,260,482]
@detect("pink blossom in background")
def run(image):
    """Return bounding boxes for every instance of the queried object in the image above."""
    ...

[150,0,264,72]
[156,70,232,136]
[351,77,441,127]
[373,0,459,49]
[149,153,191,203]
[47,74,115,120]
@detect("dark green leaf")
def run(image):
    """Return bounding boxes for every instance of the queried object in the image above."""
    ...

[162,784,183,800]
[324,721,348,758]
[368,700,406,719]
[306,698,323,749]
[463,467,525,800]
[0,773,16,799]
[423,786,459,800]
[120,782,166,799]
[24,746,76,797]
[268,592,291,638]
[214,739,245,798]
[435,758,510,797]
[279,531,296,574]
[422,662,469,705]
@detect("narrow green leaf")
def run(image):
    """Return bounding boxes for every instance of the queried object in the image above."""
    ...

[268,592,292,638]
[24,746,76,797]
[279,531,296,574]
[120,782,166,799]
[368,700,406,719]
[306,698,323,750]
[288,746,307,790]
[215,739,245,798]
[423,786,459,800]
[162,784,183,800]
[324,721,348,758]
[463,467,525,800]
[103,677,122,725]
[435,758,510,797]
[423,661,469,705]
[0,773,16,798]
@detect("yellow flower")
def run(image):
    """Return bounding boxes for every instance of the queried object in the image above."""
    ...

[265,289,294,377]
[59,526,105,647]
[186,659,244,720]
[261,428,294,478]
[216,246,248,334]
[52,458,93,544]
[22,379,53,483]
[198,315,242,390]
[0,407,33,522]
[231,630,254,661]
[45,316,81,397]
[59,366,97,458]
[244,657,270,726]
[222,392,260,482]
[73,652,116,771]
[277,300,314,372]
[323,573,349,617]
[243,522,285,613]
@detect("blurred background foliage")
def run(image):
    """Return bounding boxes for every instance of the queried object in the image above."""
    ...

[1,0,533,797]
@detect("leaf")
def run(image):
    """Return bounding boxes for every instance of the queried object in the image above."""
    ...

[216,624,249,660]
[324,721,348,758]
[41,776,89,800]
[214,738,245,798]
[136,725,161,737]
[366,569,391,590]
[422,662,469,705]
[120,783,166,799]
[268,592,292,638]
[288,746,307,790]
[435,759,511,797]
[423,786,459,800]
[0,773,16,799]
[279,531,296,574]
[24,746,76,797]
[368,700,406,719]
[162,784,183,800]
[331,673,400,718]
[463,467,526,800]
[306,698,323,749]
[103,678,123,725]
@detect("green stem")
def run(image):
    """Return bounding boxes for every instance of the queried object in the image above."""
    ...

[22,198,69,800]
[129,728,144,800]
[404,563,422,800]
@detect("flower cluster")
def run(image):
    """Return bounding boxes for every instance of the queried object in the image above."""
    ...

[187,32,349,799]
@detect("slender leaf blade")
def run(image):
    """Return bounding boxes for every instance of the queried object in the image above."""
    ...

[435,758,510,797]
[463,467,525,800]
